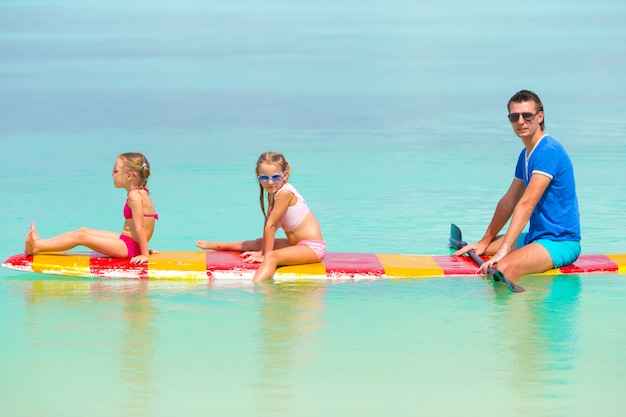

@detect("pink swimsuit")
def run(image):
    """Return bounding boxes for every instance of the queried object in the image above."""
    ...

[119,234,142,258]
[274,183,309,232]
[120,188,158,257]
[274,183,326,260]
[123,188,159,220]
[297,239,326,261]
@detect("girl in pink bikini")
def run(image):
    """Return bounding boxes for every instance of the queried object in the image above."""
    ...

[25,152,158,264]
[196,151,325,282]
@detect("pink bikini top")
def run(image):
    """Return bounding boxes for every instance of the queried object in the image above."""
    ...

[123,188,159,220]
[274,183,309,232]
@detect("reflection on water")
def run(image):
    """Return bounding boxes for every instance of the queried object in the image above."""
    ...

[3,276,330,417]
[14,278,160,417]
[494,275,581,415]
[253,281,327,416]
[1,274,625,416]
[93,281,158,416]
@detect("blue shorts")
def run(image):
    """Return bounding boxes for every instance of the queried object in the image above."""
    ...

[516,233,581,268]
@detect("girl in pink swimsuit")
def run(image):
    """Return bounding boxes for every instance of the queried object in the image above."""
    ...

[196,151,325,282]
[24,152,158,264]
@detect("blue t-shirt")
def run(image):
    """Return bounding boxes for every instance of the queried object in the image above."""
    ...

[514,135,581,243]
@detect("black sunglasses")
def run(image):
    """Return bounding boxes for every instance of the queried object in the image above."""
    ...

[507,111,540,123]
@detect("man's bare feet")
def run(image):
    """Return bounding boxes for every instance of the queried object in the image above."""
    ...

[25,222,40,256]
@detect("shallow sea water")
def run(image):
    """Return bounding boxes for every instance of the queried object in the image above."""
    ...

[1,1,626,416]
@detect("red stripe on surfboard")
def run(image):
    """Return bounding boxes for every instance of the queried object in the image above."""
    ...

[434,254,618,275]
[433,255,482,275]
[322,253,385,276]
[559,254,617,273]
[205,251,258,274]
[89,253,148,278]
[3,254,32,269]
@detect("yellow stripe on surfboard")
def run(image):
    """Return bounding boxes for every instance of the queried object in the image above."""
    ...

[275,262,327,277]
[148,251,208,280]
[606,254,626,273]
[32,252,92,277]
[540,267,561,275]
[377,254,444,278]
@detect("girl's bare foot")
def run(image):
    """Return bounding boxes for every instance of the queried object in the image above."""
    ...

[25,222,40,256]
[196,240,216,250]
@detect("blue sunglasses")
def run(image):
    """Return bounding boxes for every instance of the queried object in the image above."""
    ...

[257,173,285,184]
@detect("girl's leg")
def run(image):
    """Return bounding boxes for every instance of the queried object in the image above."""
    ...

[196,238,291,252]
[25,222,128,257]
[195,238,261,251]
[271,238,292,250]
[252,245,319,282]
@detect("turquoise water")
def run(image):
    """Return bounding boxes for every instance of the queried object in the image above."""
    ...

[1,0,626,416]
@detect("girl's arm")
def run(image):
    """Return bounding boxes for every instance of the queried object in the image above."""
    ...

[261,190,293,254]
[127,190,150,263]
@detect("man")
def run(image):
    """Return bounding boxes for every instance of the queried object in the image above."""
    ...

[454,90,581,286]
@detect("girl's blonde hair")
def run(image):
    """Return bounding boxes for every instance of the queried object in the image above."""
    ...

[256,151,289,218]
[118,152,151,188]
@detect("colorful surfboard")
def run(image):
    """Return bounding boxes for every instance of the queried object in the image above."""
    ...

[3,250,625,281]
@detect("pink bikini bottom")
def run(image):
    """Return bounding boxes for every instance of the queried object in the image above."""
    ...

[119,234,141,258]
[297,240,326,261]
